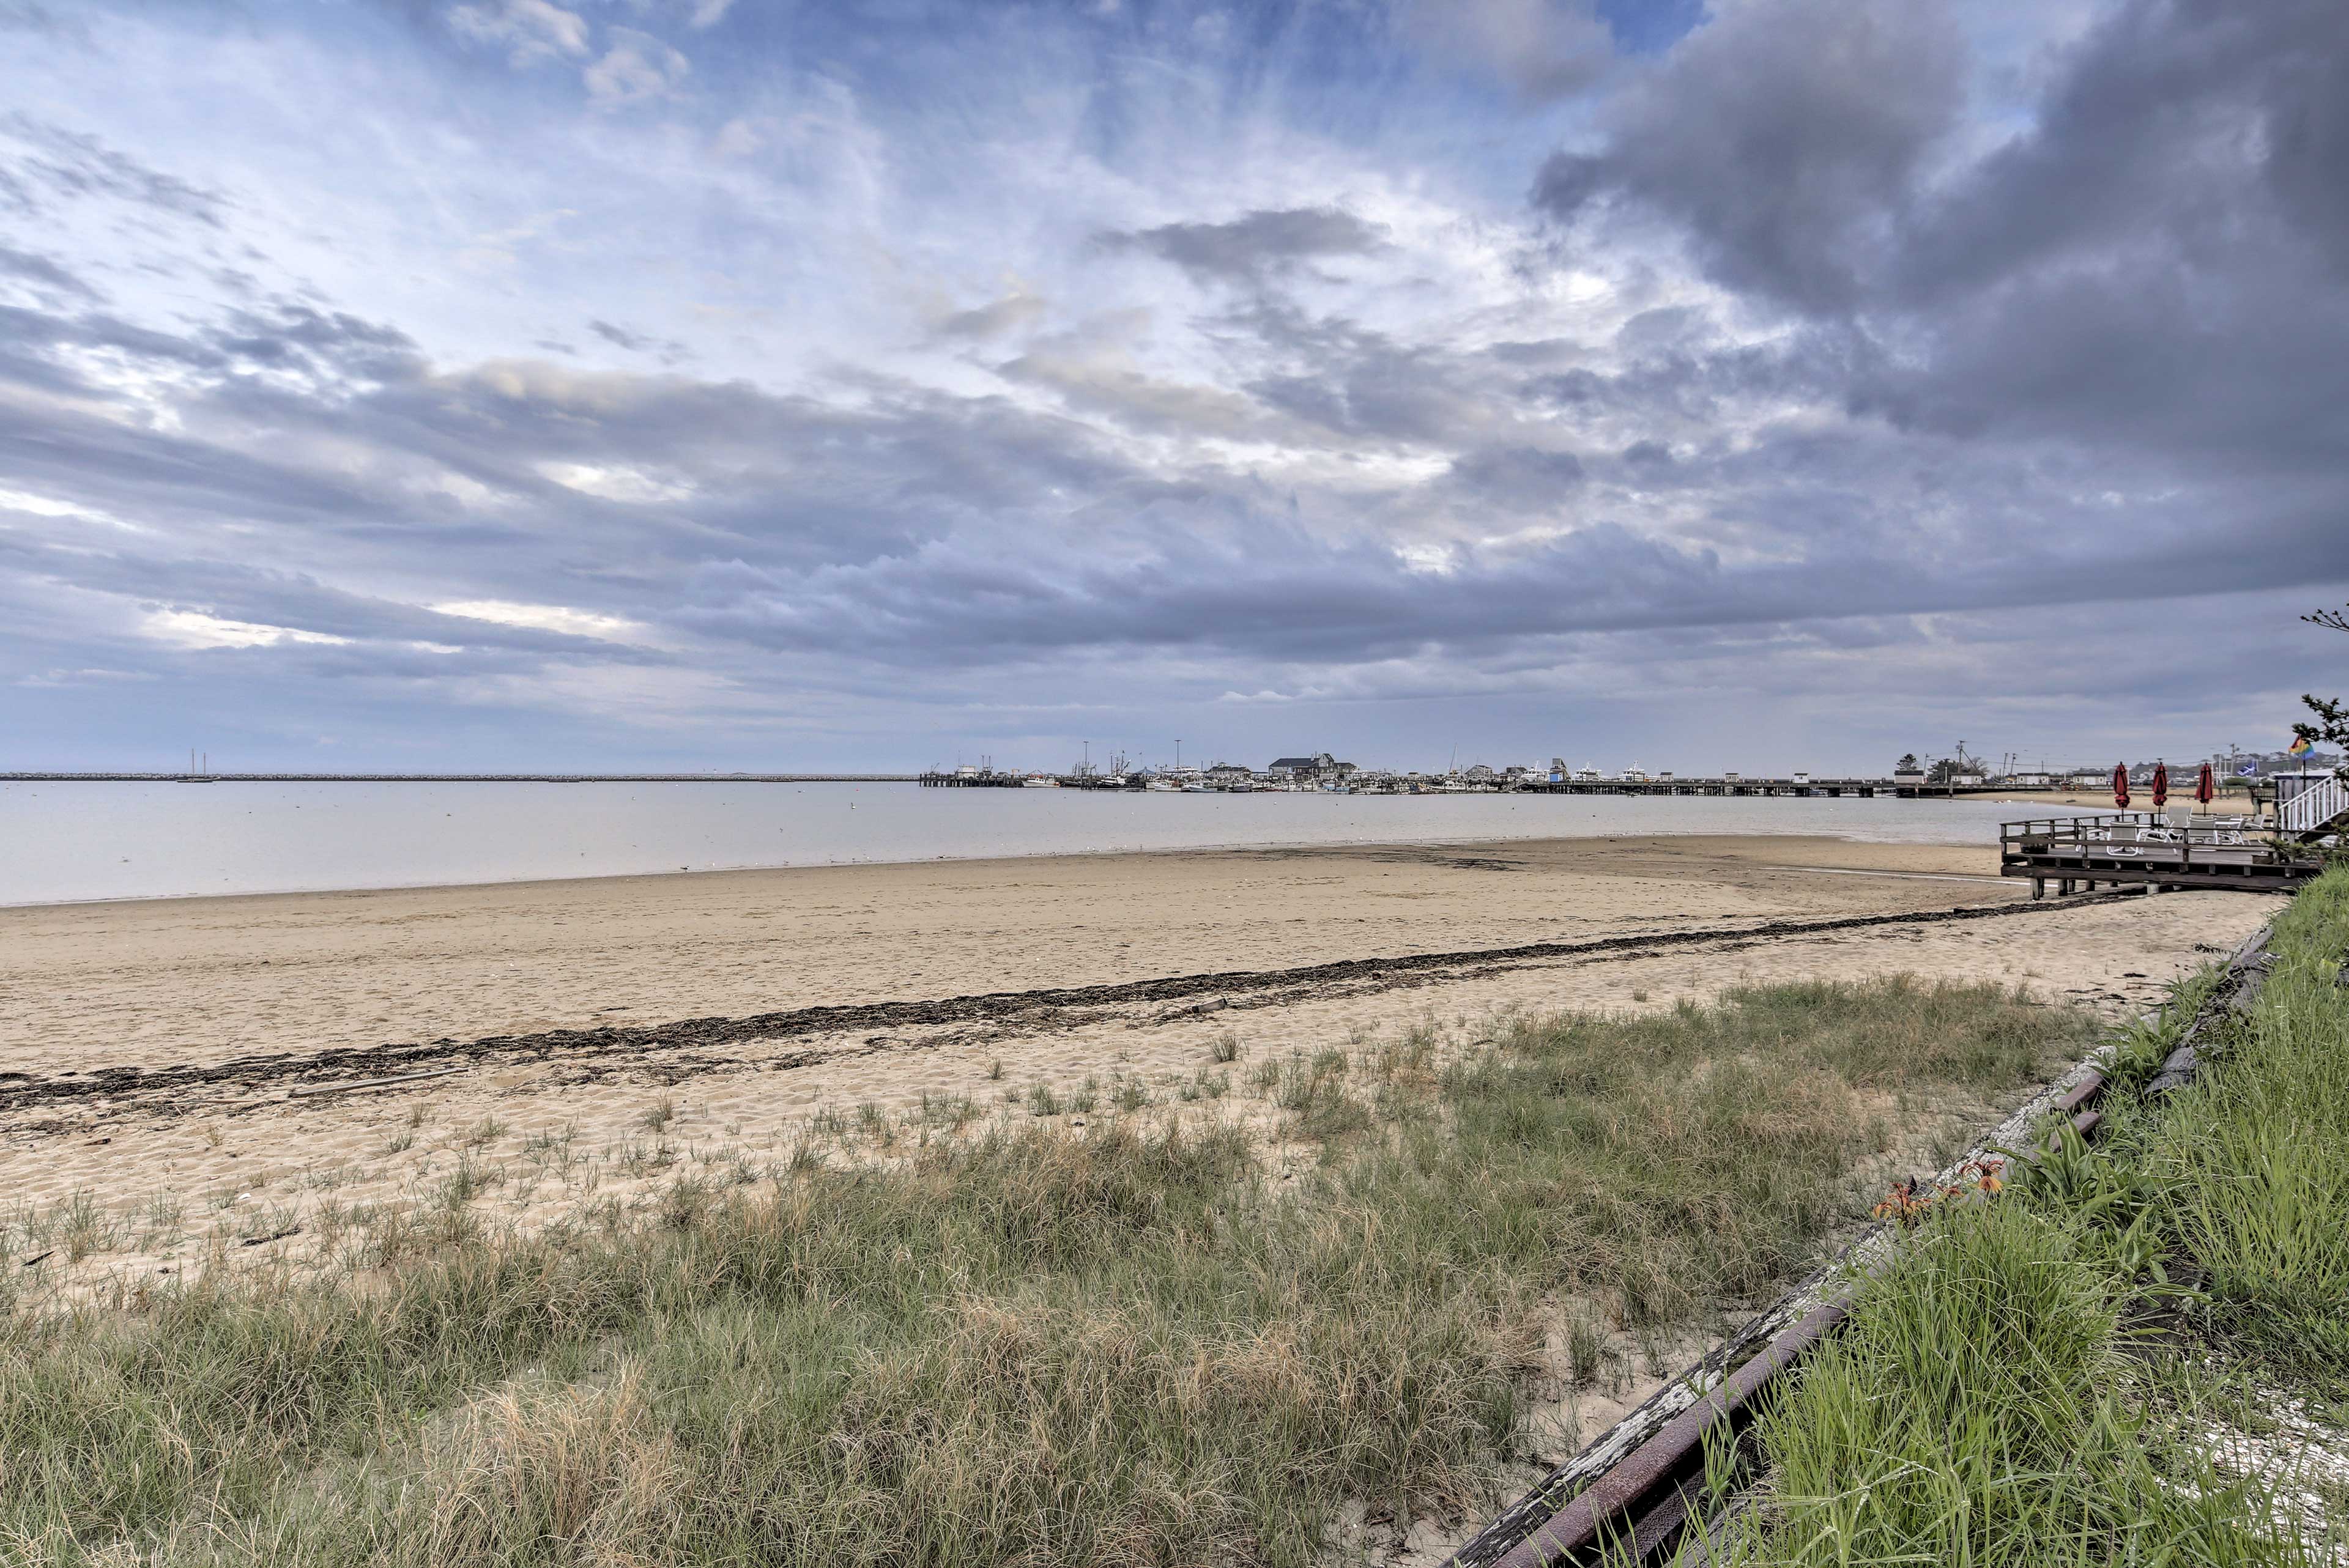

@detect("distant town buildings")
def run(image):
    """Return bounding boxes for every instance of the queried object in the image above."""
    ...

[932,744,2337,794]
[1267,752,1355,782]
[2211,747,2339,780]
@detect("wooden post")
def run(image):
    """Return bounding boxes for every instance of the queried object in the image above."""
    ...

[2032,878,2046,900]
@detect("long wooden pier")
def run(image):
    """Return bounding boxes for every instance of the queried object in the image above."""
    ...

[1515,776,1893,797]
[0,770,2120,802]
[921,772,1957,795]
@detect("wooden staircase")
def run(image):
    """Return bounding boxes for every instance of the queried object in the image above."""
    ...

[2279,772,2349,840]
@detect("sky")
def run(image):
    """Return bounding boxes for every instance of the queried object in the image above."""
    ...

[1,0,2345,775]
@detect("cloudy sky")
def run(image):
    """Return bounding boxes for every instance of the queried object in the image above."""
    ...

[2,0,2344,774]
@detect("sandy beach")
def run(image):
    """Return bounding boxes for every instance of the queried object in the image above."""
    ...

[1,833,2279,1295]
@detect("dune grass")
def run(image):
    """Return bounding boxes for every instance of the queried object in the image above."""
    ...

[1715,875,2349,1566]
[0,976,2093,1566]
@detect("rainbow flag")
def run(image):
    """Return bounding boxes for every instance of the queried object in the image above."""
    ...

[2288,734,2312,756]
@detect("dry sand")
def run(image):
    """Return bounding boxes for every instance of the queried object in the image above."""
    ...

[0,834,2279,1298]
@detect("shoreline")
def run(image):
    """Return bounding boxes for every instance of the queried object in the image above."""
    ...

[4,831,2038,1070]
[0,829,2280,1312]
[0,812,2036,915]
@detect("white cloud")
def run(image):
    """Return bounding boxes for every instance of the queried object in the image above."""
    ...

[432,599,651,643]
[584,27,692,108]
[0,487,138,530]
[143,610,352,649]
[458,207,578,272]
[447,0,590,67]
[535,461,695,502]
[711,116,764,158]
[14,667,157,688]
[1393,542,1460,575]
[687,0,736,28]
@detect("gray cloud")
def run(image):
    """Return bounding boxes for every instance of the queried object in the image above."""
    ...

[1532,0,2349,538]
[1444,445,1586,508]
[588,318,691,361]
[1099,207,1389,286]
[935,290,1047,341]
[8,273,2344,690]
[0,113,228,226]
[0,243,98,300]
[6,1,2349,771]
[1407,0,1614,103]
[1536,0,1964,312]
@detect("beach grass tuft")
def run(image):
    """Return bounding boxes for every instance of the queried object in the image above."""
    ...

[0,975,2097,1565]
[1714,873,2349,1565]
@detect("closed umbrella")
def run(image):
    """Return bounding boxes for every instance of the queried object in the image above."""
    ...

[2196,761,2216,807]
[2153,761,2170,809]
[2112,763,2130,809]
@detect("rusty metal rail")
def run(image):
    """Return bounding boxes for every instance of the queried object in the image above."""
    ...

[1442,922,2276,1567]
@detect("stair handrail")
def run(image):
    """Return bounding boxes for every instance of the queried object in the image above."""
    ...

[2279,771,2348,835]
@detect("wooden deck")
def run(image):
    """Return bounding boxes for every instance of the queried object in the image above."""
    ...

[2000,813,2320,895]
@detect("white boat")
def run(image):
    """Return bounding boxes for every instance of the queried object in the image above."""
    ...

[1145,778,1181,792]
[1022,774,1060,788]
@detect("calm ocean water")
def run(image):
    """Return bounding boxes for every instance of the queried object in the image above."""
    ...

[0,782,2044,907]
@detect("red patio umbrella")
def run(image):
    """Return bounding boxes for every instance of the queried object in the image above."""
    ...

[2195,761,2216,807]
[2153,761,2170,809]
[2112,763,2130,809]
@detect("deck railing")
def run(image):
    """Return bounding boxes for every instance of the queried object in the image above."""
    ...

[2000,813,2273,856]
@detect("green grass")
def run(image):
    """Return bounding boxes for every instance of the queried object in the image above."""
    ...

[2136,874,2349,1382]
[1712,1200,2282,1565]
[0,977,2093,1566]
[1716,877,2349,1566]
